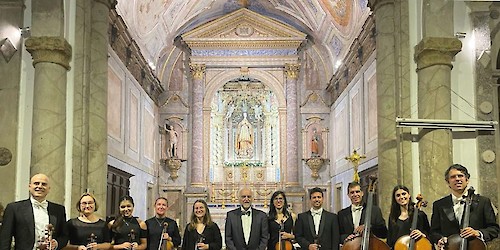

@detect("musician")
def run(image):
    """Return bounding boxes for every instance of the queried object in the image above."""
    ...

[64,192,111,250]
[0,173,68,250]
[338,182,387,244]
[145,197,181,250]
[108,195,147,249]
[182,199,222,250]
[295,187,340,250]
[386,185,430,249]
[267,191,296,250]
[430,164,499,248]
[225,187,269,250]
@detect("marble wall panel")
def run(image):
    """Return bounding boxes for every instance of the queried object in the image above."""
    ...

[349,79,363,152]
[108,66,123,141]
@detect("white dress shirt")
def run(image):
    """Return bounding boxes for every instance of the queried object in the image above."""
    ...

[351,205,363,228]
[310,208,323,235]
[241,208,252,244]
[30,196,49,250]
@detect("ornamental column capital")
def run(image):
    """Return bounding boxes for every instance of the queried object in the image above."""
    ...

[25,36,72,70]
[189,63,206,80]
[414,37,462,71]
[285,63,300,79]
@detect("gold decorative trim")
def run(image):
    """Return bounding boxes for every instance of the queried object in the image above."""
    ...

[185,40,303,49]
[189,63,206,79]
[285,63,300,79]
[414,37,462,71]
[25,36,72,70]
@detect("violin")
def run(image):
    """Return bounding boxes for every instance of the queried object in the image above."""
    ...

[158,222,174,250]
[342,176,390,250]
[445,187,486,250]
[37,224,54,250]
[129,229,136,250]
[394,194,432,250]
[196,234,206,250]
[275,219,293,250]
[87,233,97,250]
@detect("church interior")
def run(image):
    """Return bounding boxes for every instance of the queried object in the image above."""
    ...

[1,0,500,247]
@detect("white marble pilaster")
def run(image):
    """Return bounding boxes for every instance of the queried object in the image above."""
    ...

[189,63,206,186]
[285,63,299,186]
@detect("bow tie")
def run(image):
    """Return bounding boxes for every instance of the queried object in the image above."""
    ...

[452,196,466,205]
[33,200,48,210]
[352,205,363,212]
[242,210,251,216]
[312,211,321,216]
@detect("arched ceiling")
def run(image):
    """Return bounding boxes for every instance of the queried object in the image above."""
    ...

[116,0,371,84]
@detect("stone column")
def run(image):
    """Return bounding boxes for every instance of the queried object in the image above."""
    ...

[189,63,206,187]
[368,0,399,214]
[86,0,116,216]
[26,0,72,204]
[414,0,461,206]
[285,63,299,187]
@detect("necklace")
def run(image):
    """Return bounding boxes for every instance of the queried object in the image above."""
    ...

[155,217,167,227]
[123,217,133,226]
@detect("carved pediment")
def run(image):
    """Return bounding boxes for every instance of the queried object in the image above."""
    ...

[181,8,306,50]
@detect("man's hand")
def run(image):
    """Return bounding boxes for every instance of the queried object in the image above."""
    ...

[436,237,447,250]
[308,243,320,250]
[354,225,364,235]
[460,227,480,239]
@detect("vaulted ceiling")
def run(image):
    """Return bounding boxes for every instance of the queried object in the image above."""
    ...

[116,0,371,85]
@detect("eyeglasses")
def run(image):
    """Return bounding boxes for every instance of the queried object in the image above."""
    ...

[241,195,252,199]
[80,201,94,206]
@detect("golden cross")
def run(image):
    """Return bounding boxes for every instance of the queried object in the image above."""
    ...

[239,0,249,8]
[345,149,366,182]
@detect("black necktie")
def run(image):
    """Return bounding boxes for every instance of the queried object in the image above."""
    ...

[242,210,251,216]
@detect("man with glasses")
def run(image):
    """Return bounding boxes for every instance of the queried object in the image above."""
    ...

[225,187,269,250]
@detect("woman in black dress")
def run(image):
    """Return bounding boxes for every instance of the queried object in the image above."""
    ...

[268,191,296,250]
[64,192,111,249]
[108,195,147,249]
[181,199,222,250]
[145,197,181,250]
[387,185,430,249]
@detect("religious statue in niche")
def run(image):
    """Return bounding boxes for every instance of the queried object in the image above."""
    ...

[235,112,254,158]
[311,128,321,157]
[164,123,179,158]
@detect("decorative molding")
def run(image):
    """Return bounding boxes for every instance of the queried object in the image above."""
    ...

[25,36,72,70]
[108,9,163,104]
[0,147,12,166]
[414,37,462,71]
[326,15,375,103]
[189,63,206,79]
[192,49,298,57]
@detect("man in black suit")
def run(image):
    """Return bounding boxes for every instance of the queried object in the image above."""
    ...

[431,164,499,248]
[0,173,67,250]
[338,182,387,244]
[295,187,340,250]
[225,187,269,250]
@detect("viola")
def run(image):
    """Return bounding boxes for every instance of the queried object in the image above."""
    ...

[159,222,174,250]
[275,219,293,250]
[342,176,390,250]
[445,187,486,250]
[394,194,432,250]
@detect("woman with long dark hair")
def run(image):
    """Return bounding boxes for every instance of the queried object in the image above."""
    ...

[108,195,147,249]
[268,191,296,250]
[64,193,111,250]
[181,199,222,250]
[387,185,430,249]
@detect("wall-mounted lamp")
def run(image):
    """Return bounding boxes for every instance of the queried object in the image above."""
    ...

[20,27,31,38]
[455,32,466,39]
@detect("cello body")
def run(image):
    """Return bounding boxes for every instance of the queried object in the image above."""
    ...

[342,234,390,250]
[393,235,432,250]
[445,234,486,250]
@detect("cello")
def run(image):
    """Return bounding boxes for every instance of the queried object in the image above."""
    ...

[342,176,390,250]
[158,222,174,250]
[394,194,432,250]
[445,187,486,250]
[275,219,293,250]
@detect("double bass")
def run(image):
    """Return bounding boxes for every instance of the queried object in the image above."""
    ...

[275,219,293,250]
[445,187,486,250]
[342,176,390,250]
[158,222,174,250]
[394,194,432,250]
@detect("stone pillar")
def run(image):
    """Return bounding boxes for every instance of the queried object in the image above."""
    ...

[414,0,461,207]
[86,0,116,216]
[189,63,206,187]
[285,63,299,187]
[368,0,399,215]
[26,0,72,204]
[0,0,24,203]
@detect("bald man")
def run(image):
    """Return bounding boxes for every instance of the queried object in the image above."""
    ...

[0,174,67,250]
[225,188,269,250]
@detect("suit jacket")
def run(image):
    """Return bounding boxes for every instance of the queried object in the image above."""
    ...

[430,194,499,244]
[182,222,222,250]
[295,210,340,250]
[0,199,68,250]
[338,204,388,243]
[224,207,269,250]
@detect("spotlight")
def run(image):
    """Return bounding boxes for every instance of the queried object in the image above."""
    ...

[20,27,31,38]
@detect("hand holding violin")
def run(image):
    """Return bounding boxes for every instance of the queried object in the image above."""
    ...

[196,242,209,250]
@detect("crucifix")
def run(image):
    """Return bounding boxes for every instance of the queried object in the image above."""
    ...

[345,149,366,183]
